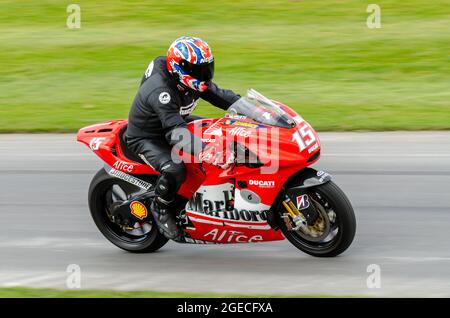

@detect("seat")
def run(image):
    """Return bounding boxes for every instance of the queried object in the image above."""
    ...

[118,125,146,165]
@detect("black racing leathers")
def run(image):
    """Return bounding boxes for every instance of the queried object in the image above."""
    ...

[125,56,239,205]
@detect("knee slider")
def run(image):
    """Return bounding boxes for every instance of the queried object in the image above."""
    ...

[155,162,186,202]
[160,161,186,186]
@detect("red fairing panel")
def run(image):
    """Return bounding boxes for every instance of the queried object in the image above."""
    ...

[184,211,285,244]
[180,114,321,243]
[180,162,302,243]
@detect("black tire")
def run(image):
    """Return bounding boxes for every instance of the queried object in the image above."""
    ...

[280,181,356,257]
[88,168,168,253]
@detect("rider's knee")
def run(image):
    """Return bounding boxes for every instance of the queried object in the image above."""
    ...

[160,161,186,185]
[155,161,186,204]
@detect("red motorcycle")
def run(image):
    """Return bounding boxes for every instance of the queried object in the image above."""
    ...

[77,89,356,257]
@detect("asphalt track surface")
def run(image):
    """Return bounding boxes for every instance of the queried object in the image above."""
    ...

[1,132,450,296]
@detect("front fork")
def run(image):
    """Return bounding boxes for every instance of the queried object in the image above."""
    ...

[281,195,308,231]
[279,168,331,231]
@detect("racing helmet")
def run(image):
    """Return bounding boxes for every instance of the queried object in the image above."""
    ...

[166,36,215,92]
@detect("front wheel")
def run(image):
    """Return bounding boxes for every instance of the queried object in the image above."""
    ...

[279,181,356,257]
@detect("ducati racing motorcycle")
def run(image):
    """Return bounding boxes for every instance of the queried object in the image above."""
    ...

[77,89,356,257]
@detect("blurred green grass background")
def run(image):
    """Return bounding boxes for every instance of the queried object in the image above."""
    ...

[0,0,449,132]
[0,287,346,298]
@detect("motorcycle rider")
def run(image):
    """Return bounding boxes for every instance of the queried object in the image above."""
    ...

[125,36,240,239]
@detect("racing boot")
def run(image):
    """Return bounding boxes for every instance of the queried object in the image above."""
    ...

[150,198,181,240]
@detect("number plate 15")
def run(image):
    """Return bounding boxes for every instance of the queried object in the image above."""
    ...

[292,123,317,152]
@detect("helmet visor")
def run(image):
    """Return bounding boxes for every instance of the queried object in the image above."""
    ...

[180,60,215,82]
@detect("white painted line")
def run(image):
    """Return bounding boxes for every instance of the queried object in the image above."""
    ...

[2,273,65,287]
[0,273,34,285]
[382,257,450,262]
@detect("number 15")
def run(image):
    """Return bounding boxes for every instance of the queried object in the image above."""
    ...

[292,125,316,152]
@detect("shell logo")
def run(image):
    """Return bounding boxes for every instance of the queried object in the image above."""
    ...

[130,201,148,220]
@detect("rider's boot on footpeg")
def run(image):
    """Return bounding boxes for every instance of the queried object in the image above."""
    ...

[149,168,183,240]
[151,197,181,240]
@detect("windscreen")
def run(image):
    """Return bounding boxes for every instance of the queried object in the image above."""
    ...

[226,89,296,128]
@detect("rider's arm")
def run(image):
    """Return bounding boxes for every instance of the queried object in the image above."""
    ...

[149,88,204,156]
[200,81,240,110]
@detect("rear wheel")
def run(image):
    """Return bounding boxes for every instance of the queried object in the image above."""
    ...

[88,168,168,253]
[279,181,356,257]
